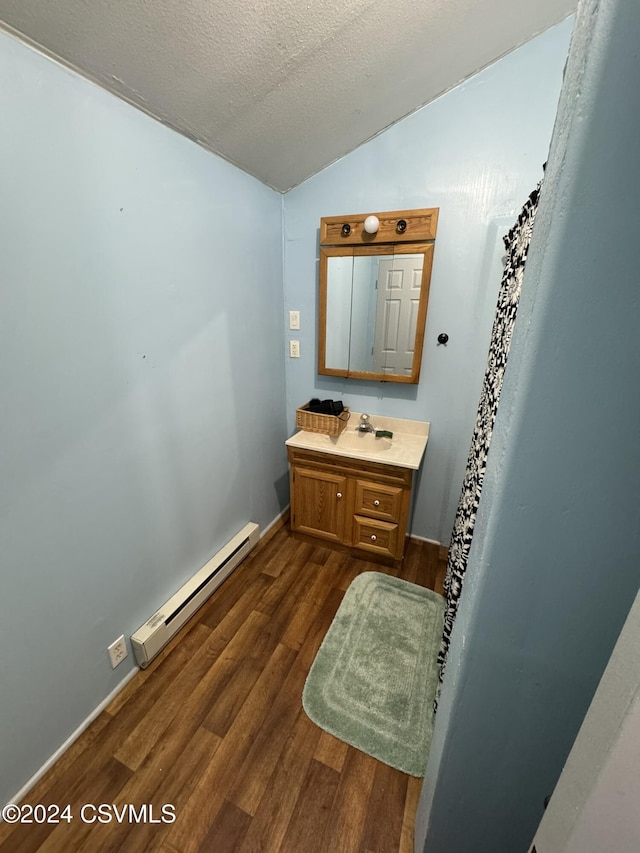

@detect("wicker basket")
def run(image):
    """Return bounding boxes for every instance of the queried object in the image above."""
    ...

[296,403,350,436]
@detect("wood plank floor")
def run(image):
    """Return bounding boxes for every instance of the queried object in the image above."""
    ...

[0,524,446,853]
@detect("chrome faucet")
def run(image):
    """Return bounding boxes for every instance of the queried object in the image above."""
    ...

[357,413,376,433]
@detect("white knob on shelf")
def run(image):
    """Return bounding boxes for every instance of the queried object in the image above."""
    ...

[336,492,343,499]
[373,500,380,507]
[370,534,377,541]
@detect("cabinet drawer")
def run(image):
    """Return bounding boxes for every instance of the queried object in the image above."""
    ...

[354,480,403,522]
[353,515,399,558]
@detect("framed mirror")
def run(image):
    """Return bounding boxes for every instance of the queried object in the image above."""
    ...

[318,208,438,383]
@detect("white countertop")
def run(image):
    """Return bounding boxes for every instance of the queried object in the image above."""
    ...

[286,411,430,470]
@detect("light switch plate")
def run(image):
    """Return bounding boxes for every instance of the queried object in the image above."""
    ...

[289,310,300,330]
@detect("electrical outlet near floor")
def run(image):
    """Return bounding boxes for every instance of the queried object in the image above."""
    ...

[107,635,128,668]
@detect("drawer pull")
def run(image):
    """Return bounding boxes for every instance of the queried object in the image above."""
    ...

[336,492,343,499]
[370,534,377,541]
[373,499,380,507]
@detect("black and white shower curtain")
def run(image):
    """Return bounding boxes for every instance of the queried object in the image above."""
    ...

[437,182,542,681]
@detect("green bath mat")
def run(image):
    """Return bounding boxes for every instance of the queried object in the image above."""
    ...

[302,571,445,776]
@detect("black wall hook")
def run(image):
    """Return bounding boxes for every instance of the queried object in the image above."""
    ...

[437,333,449,345]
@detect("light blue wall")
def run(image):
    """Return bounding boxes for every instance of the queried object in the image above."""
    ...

[417,0,640,850]
[283,18,573,543]
[0,30,286,805]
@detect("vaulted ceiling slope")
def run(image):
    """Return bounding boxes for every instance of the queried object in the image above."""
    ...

[0,0,576,191]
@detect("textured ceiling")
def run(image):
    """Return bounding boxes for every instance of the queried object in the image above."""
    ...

[0,0,576,191]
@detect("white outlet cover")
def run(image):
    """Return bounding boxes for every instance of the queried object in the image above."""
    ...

[107,635,128,668]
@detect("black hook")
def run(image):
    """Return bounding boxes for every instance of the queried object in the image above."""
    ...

[437,333,449,345]
[396,219,407,233]
[341,223,351,236]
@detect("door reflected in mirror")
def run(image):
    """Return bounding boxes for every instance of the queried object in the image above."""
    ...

[325,251,426,376]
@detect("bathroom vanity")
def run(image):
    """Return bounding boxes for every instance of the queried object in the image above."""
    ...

[286,413,429,565]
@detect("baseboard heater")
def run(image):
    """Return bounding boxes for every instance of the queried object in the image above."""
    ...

[131,522,260,668]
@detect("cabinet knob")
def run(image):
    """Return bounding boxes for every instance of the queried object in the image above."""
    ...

[373,499,380,507]
[336,492,343,499]
[370,534,377,541]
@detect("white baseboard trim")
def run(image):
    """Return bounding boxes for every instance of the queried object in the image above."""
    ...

[261,506,290,539]
[4,666,139,812]
[409,533,444,547]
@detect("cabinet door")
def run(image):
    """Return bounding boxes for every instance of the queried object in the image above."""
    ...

[292,467,347,543]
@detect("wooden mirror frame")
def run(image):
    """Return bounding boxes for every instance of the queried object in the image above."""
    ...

[317,208,438,384]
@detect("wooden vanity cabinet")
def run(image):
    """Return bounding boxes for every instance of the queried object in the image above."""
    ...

[287,446,414,565]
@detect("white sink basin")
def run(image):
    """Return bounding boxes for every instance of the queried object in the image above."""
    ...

[286,411,430,470]
[327,430,393,453]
